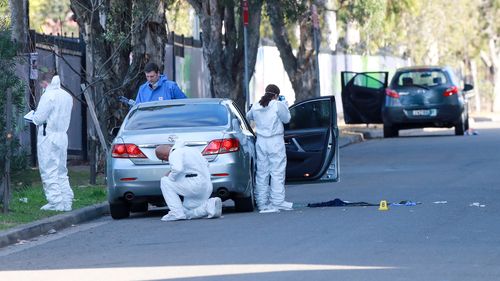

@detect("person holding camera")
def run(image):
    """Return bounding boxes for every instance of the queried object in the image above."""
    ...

[246,84,292,213]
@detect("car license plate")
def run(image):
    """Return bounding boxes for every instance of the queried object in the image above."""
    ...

[412,109,436,116]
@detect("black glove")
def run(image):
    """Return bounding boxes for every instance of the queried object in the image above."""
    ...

[118,96,135,107]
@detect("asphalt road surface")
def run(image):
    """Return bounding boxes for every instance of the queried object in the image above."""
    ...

[1,120,499,281]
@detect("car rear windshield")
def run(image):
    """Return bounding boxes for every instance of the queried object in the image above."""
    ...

[124,104,229,130]
[395,70,448,87]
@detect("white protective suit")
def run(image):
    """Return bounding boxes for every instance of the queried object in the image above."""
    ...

[160,144,222,221]
[32,76,74,211]
[246,99,292,212]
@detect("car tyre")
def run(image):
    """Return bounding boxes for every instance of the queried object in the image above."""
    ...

[110,201,131,219]
[383,124,398,138]
[455,115,465,136]
[130,202,148,213]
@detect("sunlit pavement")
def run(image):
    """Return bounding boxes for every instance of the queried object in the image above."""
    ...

[0,263,395,281]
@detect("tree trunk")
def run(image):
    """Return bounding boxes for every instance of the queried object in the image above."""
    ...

[8,0,28,50]
[122,0,167,100]
[468,59,480,112]
[489,38,500,113]
[70,0,169,175]
[267,0,319,102]
[187,0,263,111]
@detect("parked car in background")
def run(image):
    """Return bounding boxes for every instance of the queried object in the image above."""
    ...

[107,97,339,219]
[341,66,474,137]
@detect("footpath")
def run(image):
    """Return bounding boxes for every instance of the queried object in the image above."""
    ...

[2,112,497,248]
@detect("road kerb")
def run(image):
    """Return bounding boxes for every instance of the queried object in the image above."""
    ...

[0,202,109,248]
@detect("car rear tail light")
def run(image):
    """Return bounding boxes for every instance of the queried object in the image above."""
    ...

[443,86,458,97]
[385,88,400,98]
[112,144,147,158]
[202,138,240,155]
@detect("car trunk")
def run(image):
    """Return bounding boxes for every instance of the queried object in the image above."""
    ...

[396,85,449,107]
[115,127,227,165]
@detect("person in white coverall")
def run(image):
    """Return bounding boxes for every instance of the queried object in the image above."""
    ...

[32,75,74,211]
[155,144,222,221]
[246,84,292,213]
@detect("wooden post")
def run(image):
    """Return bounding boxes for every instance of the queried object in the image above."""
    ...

[28,30,37,167]
[2,89,12,213]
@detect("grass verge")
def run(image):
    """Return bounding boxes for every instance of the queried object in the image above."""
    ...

[0,166,106,231]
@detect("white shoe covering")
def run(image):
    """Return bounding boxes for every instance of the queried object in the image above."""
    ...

[259,205,280,213]
[207,197,222,218]
[40,203,69,212]
[273,201,293,211]
[161,212,186,222]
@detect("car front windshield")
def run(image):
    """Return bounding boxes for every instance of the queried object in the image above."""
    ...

[396,70,448,87]
[124,104,228,130]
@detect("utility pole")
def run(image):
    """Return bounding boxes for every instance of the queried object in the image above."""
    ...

[28,29,38,166]
[311,4,321,97]
[242,0,250,111]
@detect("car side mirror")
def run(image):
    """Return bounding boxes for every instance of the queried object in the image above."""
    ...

[463,84,474,92]
[110,126,120,138]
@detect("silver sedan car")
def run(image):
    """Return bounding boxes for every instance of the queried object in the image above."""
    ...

[107,97,339,219]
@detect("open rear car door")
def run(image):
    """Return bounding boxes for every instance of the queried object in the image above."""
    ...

[341,71,388,124]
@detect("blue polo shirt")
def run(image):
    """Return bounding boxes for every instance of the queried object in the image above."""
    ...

[135,75,187,104]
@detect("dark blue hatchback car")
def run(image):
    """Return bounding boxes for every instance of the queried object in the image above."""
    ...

[341,66,474,137]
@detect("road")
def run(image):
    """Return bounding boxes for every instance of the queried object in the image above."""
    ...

[1,120,499,281]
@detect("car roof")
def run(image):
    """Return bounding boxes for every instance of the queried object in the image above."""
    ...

[395,65,449,72]
[136,98,230,109]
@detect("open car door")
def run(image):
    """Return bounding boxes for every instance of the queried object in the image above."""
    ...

[341,71,388,124]
[284,96,339,183]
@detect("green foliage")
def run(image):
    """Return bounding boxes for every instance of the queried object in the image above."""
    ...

[166,0,193,35]
[103,4,132,45]
[0,0,9,27]
[279,0,307,23]
[262,1,307,49]
[337,0,386,26]
[0,28,26,177]
[29,0,76,35]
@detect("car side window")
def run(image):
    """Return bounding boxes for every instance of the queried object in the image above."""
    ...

[287,100,330,130]
[353,73,385,89]
[228,102,252,132]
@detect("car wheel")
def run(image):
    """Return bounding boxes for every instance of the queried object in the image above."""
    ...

[234,194,255,213]
[383,124,398,138]
[455,115,465,136]
[234,164,255,213]
[464,116,470,131]
[110,201,131,219]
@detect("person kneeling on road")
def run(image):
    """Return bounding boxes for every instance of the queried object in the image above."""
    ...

[155,144,222,221]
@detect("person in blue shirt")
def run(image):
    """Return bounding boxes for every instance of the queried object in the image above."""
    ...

[118,62,186,106]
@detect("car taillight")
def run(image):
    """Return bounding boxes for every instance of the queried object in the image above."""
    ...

[112,144,147,158]
[385,88,400,98]
[202,138,240,155]
[443,86,458,97]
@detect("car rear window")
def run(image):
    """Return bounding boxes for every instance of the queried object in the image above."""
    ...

[124,104,229,130]
[395,70,448,87]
